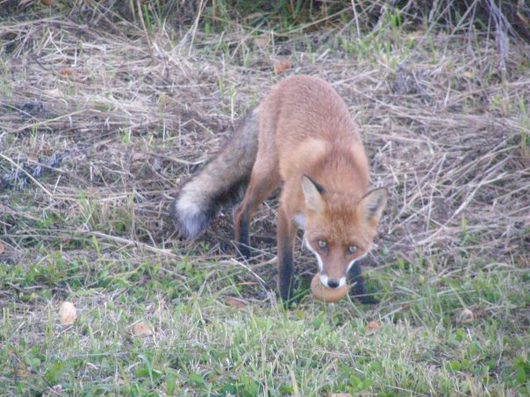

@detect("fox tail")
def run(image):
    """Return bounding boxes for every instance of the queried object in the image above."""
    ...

[171,109,259,239]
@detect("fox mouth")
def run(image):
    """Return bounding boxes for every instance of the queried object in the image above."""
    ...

[319,273,347,289]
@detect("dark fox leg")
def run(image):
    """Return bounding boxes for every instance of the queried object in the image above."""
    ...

[349,261,378,304]
[234,164,280,258]
[277,206,297,306]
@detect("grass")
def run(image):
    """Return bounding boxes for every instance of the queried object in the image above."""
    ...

[1,253,528,395]
[1,1,529,396]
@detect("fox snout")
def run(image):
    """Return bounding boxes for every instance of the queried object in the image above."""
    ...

[319,273,346,289]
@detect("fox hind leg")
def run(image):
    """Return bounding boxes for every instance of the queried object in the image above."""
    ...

[234,158,280,258]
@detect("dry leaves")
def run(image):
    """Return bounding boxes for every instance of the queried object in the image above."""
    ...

[366,320,381,332]
[273,59,292,75]
[132,322,154,337]
[58,68,75,77]
[254,36,271,48]
[456,308,475,324]
[0,241,5,255]
[225,297,248,309]
[59,301,77,325]
[43,88,64,98]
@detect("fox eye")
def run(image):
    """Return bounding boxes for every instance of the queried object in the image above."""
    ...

[347,245,358,255]
[318,240,328,250]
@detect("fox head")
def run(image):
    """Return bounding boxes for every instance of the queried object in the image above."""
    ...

[300,176,387,290]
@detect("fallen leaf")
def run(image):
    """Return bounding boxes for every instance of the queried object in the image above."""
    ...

[15,368,31,378]
[41,0,53,6]
[0,241,5,254]
[43,88,64,98]
[132,322,154,337]
[273,60,292,75]
[59,301,77,325]
[58,68,75,77]
[225,297,247,309]
[273,60,292,74]
[456,308,474,324]
[366,320,381,332]
[254,36,270,48]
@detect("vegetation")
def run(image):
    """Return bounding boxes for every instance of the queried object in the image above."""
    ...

[1,1,528,395]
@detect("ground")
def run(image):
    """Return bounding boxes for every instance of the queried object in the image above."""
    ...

[0,3,529,396]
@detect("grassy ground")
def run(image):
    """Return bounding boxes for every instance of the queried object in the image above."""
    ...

[1,2,529,396]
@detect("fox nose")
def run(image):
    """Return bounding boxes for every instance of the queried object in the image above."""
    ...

[327,279,340,289]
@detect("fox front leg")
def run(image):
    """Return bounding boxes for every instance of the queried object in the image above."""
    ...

[348,261,379,304]
[277,207,297,305]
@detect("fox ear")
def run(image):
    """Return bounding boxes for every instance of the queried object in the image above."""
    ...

[301,176,324,212]
[358,188,387,224]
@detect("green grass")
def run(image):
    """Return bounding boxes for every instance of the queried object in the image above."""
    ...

[1,250,528,396]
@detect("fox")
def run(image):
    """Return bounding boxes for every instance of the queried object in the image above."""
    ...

[171,75,387,303]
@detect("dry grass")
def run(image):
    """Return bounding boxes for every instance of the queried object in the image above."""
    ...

[1,14,527,273]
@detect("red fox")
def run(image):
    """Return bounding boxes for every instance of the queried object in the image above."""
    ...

[172,76,387,303]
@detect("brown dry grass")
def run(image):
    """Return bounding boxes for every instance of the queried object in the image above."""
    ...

[0,10,528,294]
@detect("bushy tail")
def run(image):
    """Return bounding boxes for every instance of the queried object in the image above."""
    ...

[171,109,259,239]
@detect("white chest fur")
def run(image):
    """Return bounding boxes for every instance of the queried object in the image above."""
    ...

[293,213,306,229]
